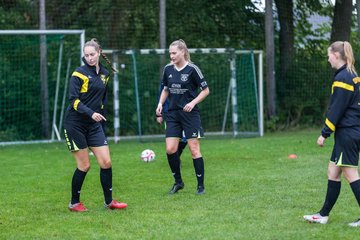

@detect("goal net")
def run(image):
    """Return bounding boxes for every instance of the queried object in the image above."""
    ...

[0,30,84,144]
[105,48,263,141]
[0,40,262,144]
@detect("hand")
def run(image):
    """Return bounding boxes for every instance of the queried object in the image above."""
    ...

[317,135,325,147]
[92,112,106,122]
[183,102,195,112]
[156,103,163,117]
[156,116,163,124]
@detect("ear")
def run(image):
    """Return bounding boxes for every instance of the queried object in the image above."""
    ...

[334,52,341,59]
[181,49,186,56]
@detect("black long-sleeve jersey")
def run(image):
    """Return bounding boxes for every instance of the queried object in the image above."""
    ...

[322,64,360,138]
[64,58,110,123]
[161,62,208,112]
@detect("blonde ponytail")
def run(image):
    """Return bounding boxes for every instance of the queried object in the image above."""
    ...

[329,41,357,75]
[100,51,117,73]
[343,41,356,75]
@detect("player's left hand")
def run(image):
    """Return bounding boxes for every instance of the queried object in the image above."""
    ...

[92,112,106,122]
[183,102,195,112]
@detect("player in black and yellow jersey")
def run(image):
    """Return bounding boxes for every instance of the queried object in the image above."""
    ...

[303,41,360,227]
[64,38,127,212]
[156,39,210,195]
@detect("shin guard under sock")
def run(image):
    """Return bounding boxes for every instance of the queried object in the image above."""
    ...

[71,168,87,204]
[193,157,204,187]
[100,167,113,205]
[167,152,182,183]
[319,180,341,216]
[350,179,360,207]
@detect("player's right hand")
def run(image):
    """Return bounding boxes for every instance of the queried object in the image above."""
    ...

[156,116,163,124]
[317,135,325,147]
[156,103,163,117]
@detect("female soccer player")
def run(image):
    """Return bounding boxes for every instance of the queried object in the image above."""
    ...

[64,38,127,212]
[303,41,360,226]
[156,39,210,195]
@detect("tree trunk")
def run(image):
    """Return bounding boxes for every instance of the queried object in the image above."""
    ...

[159,0,167,76]
[39,0,50,138]
[274,0,294,82]
[265,0,276,118]
[159,0,166,49]
[331,0,353,42]
[357,0,360,39]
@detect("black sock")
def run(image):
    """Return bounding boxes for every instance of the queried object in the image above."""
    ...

[350,179,360,207]
[167,152,182,183]
[193,157,204,187]
[71,168,87,204]
[100,167,113,205]
[319,180,341,216]
[178,141,187,158]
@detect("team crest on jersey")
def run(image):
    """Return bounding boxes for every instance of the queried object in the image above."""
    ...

[181,74,189,82]
[100,75,107,85]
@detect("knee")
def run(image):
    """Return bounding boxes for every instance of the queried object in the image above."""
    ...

[102,160,112,169]
[189,147,201,158]
[327,171,340,181]
[97,157,112,169]
[342,173,352,183]
[166,146,177,155]
[327,166,341,181]
[80,164,91,172]
[343,170,359,183]
[191,152,201,159]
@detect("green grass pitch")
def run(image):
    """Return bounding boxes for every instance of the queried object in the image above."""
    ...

[0,130,359,239]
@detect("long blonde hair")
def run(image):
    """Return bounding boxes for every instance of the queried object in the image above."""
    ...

[169,39,192,63]
[84,38,117,73]
[329,41,357,75]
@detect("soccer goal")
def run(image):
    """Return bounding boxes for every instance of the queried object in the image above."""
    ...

[103,48,263,142]
[0,30,85,145]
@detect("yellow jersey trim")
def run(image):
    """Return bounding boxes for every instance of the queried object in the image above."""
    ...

[353,77,360,84]
[325,118,335,131]
[72,71,89,93]
[74,99,80,110]
[72,140,79,151]
[332,81,354,94]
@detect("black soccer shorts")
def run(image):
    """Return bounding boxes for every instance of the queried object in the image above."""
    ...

[330,127,360,167]
[165,110,204,139]
[64,121,108,151]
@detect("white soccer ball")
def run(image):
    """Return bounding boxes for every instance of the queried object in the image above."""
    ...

[140,149,155,162]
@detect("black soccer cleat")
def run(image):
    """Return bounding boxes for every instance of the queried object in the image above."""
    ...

[196,185,205,195]
[168,182,184,194]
